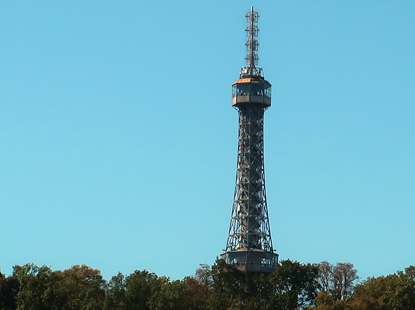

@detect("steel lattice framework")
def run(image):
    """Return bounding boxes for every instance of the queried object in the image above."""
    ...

[227,107,273,252]
[221,6,278,273]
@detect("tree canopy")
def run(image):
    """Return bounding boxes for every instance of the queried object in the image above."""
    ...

[1,260,414,310]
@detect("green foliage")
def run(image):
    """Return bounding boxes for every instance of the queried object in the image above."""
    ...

[104,267,212,310]
[124,270,167,310]
[208,259,250,310]
[13,263,54,310]
[0,271,18,310]
[350,275,396,310]
[312,292,353,310]
[268,260,319,310]
[312,264,415,310]
[350,266,415,310]
[58,264,106,310]
[11,264,105,310]
[2,261,415,310]
[181,276,210,310]
[207,258,319,310]
[104,272,127,310]
[148,280,185,310]
[315,261,359,302]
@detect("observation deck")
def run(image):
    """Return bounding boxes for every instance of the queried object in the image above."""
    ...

[232,77,272,109]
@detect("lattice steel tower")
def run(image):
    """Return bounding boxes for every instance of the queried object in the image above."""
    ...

[221,6,278,273]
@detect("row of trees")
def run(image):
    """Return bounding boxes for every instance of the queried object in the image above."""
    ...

[0,260,414,309]
[312,264,415,310]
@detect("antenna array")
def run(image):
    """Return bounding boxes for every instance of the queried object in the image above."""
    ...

[241,6,262,77]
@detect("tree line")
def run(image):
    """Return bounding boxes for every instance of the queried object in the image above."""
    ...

[0,259,414,309]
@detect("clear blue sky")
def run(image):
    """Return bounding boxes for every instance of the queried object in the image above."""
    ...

[1,1,414,282]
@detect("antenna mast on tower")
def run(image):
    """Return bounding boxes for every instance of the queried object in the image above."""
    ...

[241,6,262,77]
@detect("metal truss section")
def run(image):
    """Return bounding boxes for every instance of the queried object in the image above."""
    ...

[226,106,273,253]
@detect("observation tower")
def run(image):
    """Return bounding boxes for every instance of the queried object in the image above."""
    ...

[221,6,278,273]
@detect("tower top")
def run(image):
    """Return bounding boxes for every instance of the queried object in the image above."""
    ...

[240,6,263,78]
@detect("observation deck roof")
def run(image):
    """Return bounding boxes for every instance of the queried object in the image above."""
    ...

[233,77,271,85]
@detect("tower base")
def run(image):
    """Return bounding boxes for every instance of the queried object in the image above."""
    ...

[220,249,278,273]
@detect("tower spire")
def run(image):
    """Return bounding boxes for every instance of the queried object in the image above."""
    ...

[241,6,262,77]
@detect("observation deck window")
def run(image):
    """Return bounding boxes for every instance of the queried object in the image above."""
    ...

[251,83,264,96]
[232,84,250,97]
[263,85,271,98]
[232,83,271,98]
